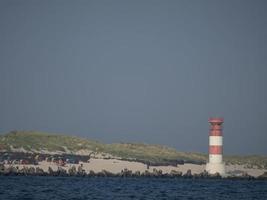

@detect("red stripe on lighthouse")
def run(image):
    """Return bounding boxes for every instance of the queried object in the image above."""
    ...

[209,145,222,154]
[209,130,223,136]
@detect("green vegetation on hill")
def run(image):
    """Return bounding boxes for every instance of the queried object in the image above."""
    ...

[0,131,206,165]
[0,131,104,153]
[225,155,267,169]
[0,130,266,168]
[105,143,206,165]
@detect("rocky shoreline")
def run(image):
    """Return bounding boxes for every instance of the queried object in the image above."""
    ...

[1,164,266,180]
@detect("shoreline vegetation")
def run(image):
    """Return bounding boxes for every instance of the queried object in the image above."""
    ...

[0,131,267,180]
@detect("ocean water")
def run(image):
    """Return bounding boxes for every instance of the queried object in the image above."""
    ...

[0,176,266,200]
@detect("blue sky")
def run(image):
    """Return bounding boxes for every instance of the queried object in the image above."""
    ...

[0,0,267,154]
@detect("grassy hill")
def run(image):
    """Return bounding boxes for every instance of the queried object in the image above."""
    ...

[0,130,266,168]
[0,130,103,153]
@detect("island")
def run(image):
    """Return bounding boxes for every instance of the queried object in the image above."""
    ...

[0,131,266,179]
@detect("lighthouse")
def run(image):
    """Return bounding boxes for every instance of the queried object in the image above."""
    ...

[206,117,225,176]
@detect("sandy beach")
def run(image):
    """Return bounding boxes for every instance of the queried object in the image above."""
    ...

[5,158,266,177]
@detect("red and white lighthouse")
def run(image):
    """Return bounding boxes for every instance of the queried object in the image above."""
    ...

[206,117,225,175]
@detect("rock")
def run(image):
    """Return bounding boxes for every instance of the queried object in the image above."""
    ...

[48,167,54,176]
[0,164,5,173]
[133,170,141,177]
[68,166,77,176]
[28,167,36,175]
[101,170,114,177]
[194,170,209,179]
[88,170,96,177]
[97,170,107,177]
[57,167,67,176]
[152,168,163,177]
[77,165,86,176]
[183,169,192,178]
[120,168,133,177]
[2,165,18,176]
[209,172,222,179]
[142,170,152,177]
[170,170,182,177]
[257,171,267,180]
[36,167,46,176]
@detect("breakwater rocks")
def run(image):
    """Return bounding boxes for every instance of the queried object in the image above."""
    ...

[0,164,266,180]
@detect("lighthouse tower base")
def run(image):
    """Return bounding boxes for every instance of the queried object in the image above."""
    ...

[206,162,225,176]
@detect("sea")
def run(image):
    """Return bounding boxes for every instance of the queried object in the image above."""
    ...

[0,176,267,200]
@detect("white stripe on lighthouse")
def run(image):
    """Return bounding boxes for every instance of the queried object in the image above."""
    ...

[209,136,223,146]
[209,154,222,163]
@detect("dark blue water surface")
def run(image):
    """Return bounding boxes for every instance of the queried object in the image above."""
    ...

[0,176,267,200]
